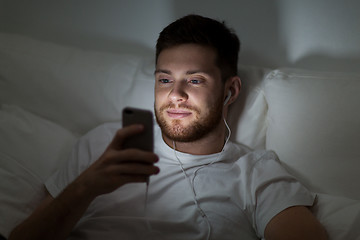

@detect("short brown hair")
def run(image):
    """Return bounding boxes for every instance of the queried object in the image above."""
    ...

[156,14,240,82]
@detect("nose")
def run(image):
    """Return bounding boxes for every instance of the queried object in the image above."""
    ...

[168,82,188,103]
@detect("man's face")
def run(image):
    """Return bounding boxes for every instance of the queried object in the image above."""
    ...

[154,44,224,142]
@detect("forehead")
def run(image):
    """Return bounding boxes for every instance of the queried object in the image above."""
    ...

[156,44,219,75]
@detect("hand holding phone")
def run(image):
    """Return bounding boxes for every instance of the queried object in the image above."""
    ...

[122,107,155,188]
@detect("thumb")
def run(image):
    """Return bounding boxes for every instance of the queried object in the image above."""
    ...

[108,124,144,150]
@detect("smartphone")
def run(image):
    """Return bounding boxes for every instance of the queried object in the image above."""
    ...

[122,107,154,152]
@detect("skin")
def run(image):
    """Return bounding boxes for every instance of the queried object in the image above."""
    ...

[265,206,328,240]
[154,43,241,155]
[9,43,327,240]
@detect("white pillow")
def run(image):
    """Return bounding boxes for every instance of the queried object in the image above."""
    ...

[121,55,155,112]
[0,33,154,135]
[0,104,77,237]
[228,65,270,150]
[0,104,77,181]
[264,68,360,200]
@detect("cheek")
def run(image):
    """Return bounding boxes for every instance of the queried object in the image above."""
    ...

[202,92,223,112]
[193,92,215,107]
[154,89,167,107]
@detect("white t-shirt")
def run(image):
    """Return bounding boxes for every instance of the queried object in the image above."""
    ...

[46,122,315,240]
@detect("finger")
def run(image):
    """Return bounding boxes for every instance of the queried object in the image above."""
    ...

[105,149,159,165]
[107,163,160,176]
[118,174,151,184]
[108,125,144,150]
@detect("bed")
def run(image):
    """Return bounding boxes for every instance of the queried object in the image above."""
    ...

[0,32,359,239]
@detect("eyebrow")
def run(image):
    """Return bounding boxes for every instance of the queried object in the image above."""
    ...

[154,69,210,75]
[154,69,171,75]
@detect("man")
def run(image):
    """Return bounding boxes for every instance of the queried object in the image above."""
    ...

[9,15,328,240]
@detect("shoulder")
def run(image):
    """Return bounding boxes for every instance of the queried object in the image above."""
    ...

[235,147,298,189]
[78,122,121,148]
[74,122,122,163]
[229,142,280,172]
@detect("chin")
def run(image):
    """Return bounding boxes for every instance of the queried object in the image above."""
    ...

[154,99,224,142]
[157,116,219,142]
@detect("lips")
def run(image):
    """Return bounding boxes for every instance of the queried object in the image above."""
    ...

[166,109,192,119]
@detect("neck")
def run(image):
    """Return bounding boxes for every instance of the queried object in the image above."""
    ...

[162,122,227,155]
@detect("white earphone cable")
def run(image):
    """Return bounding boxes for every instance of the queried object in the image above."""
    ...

[191,116,231,188]
[171,116,231,240]
[172,140,212,240]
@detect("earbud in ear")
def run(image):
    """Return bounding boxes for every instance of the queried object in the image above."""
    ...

[224,90,232,106]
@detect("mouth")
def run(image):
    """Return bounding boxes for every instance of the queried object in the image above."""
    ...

[166,109,193,119]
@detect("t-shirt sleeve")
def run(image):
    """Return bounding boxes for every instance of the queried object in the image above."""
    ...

[247,150,316,238]
[45,140,88,197]
[45,123,120,198]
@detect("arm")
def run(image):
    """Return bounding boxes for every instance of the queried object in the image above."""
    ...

[264,206,328,240]
[8,124,159,240]
[8,186,93,240]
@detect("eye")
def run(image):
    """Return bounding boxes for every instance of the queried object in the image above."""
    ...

[159,78,171,84]
[189,79,202,84]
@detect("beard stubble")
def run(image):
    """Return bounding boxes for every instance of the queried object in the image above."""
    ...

[155,96,224,142]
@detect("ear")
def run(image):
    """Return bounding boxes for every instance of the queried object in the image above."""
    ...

[224,75,241,106]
